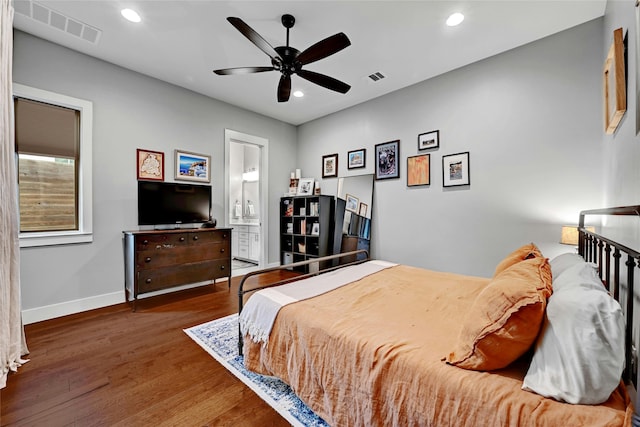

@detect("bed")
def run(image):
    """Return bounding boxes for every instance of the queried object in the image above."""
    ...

[237,206,640,426]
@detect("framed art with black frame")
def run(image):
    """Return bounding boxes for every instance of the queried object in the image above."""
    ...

[347,148,366,169]
[442,152,470,187]
[418,130,439,150]
[407,154,430,187]
[322,153,338,178]
[375,140,400,180]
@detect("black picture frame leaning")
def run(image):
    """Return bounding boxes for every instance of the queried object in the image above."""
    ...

[418,130,439,150]
[347,148,366,169]
[442,151,470,187]
[375,140,400,180]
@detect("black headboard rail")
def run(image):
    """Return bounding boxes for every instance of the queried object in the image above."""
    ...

[578,206,640,395]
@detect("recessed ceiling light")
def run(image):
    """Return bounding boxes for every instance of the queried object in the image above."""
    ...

[446,12,464,27]
[121,8,141,23]
[293,90,304,98]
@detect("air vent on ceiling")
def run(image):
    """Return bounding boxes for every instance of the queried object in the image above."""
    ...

[367,71,386,82]
[13,0,102,44]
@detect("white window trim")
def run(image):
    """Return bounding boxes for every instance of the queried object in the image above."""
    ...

[13,83,93,247]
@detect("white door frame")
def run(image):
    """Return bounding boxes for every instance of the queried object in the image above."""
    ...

[224,129,269,268]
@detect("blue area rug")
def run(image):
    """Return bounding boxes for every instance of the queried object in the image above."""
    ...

[184,314,329,427]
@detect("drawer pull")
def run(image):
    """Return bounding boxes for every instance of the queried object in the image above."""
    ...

[220,265,225,270]
[145,257,151,263]
[142,239,149,245]
[220,248,225,253]
[193,235,199,241]
[179,237,185,242]
[223,234,228,238]
[145,278,152,284]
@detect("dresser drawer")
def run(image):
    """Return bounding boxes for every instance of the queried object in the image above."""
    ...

[187,229,230,245]
[136,233,189,250]
[135,241,229,269]
[137,259,230,293]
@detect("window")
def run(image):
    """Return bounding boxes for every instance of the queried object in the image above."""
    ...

[13,84,93,247]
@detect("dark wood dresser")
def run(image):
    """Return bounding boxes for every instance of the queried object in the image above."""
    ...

[123,228,232,309]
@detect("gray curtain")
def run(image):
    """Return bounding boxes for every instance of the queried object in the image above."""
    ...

[1,0,28,389]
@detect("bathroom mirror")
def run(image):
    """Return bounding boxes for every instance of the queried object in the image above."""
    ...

[333,174,374,261]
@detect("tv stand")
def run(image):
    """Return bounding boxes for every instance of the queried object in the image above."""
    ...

[123,228,232,310]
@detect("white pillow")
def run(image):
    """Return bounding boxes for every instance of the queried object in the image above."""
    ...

[522,262,625,404]
[549,252,586,281]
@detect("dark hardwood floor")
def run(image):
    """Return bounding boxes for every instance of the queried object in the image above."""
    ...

[1,273,297,427]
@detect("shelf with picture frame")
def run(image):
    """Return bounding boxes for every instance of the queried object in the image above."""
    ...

[279,195,335,273]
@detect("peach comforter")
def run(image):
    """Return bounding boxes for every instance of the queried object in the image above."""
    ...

[244,265,632,426]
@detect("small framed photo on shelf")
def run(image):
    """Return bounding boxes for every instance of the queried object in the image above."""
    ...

[375,140,400,180]
[137,148,164,181]
[311,222,320,235]
[442,151,470,187]
[418,130,439,150]
[347,148,366,169]
[358,202,368,217]
[175,150,211,182]
[345,193,359,212]
[322,153,338,178]
[297,178,315,196]
[407,154,430,187]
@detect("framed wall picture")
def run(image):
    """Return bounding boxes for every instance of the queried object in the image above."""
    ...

[347,148,366,169]
[345,194,359,212]
[442,152,470,187]
[297,178,315,195]
[407,154,430,187]
[175,150,211,182]
[358,202,368,217]
[603,27,626,135]
[322,153,338,178]
[136,148,164,181]
[418,130,439,150]
[375,140,400,180]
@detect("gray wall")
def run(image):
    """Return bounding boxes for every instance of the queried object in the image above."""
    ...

[298,19,605,277]
[15,7,638,318]
[600,0,640,250]
[13,31,297,315]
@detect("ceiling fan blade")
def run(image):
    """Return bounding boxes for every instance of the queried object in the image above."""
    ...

[213,66,275,75]
[297,70,351,94]
[297,33,351,66]
[227,17,281,61]
[278,75,291,102]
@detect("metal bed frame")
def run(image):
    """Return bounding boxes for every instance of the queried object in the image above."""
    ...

[578,205,640,425]
[237,205,640,422]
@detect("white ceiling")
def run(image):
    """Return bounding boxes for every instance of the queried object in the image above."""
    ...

[12,1,606,126]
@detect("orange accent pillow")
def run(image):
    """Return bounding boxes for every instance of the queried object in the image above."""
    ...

[446,257,552,371]
[493,243,543,278]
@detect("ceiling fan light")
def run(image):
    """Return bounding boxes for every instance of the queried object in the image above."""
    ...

[293,90,304,98]
[446,12,464,27]
[121,8,141,23]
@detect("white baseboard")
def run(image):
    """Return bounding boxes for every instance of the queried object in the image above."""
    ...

[22,291,125,325]
[22,265,281,325]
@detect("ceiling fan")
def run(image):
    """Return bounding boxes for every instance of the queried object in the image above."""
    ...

[213,14,351,103]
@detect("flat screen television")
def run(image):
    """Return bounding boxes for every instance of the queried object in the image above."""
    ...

[138,181,211,226]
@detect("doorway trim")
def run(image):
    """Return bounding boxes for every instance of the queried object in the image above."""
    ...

[224,129,269,269]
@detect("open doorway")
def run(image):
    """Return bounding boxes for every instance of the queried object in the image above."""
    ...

[224,129,269,277]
